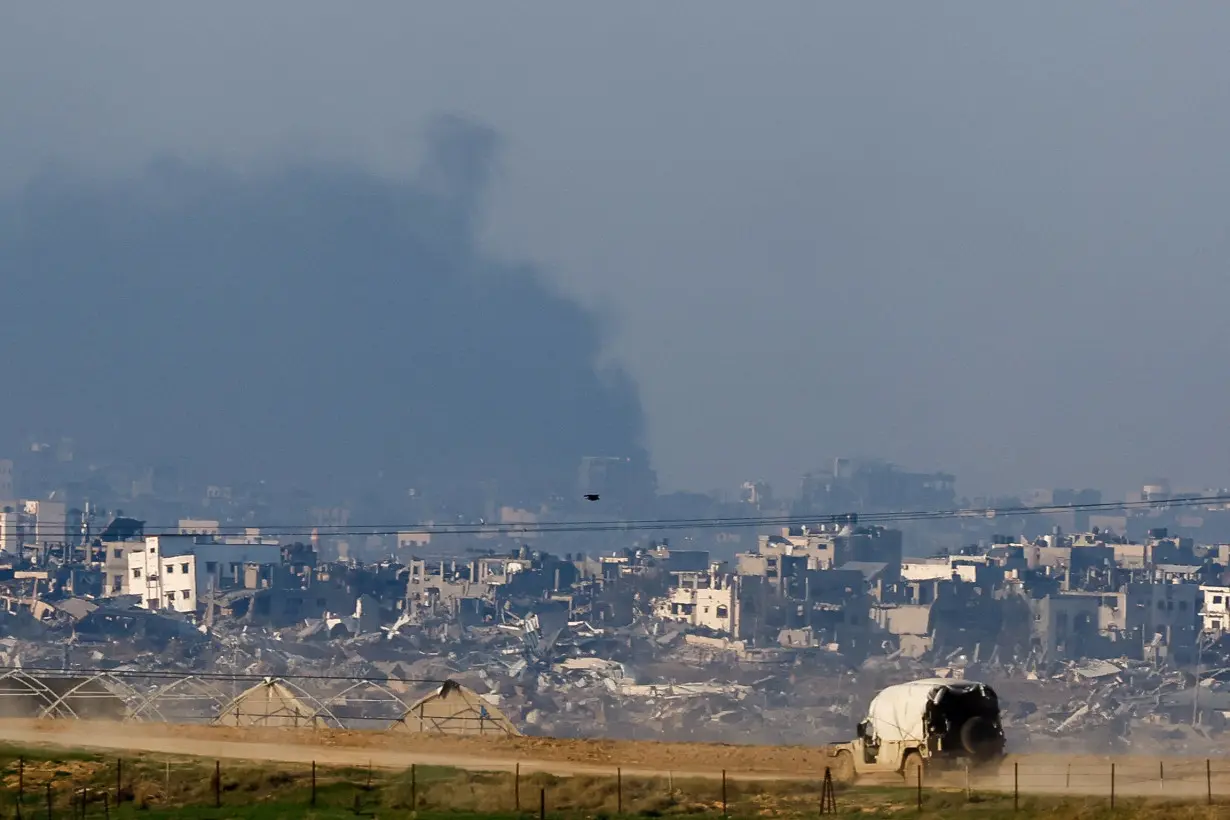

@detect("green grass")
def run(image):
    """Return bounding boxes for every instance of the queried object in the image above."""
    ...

[0,743,1221,820]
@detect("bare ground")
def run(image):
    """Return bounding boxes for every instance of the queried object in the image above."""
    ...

[0,718,1227,800]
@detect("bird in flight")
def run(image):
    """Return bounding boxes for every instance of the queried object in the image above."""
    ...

[583,494,600,501]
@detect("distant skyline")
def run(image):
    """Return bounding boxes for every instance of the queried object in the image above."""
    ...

[4,4,1230,499]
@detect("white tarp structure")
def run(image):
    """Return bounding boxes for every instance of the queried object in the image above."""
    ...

[392,679,521,736]
[864,678,990,743]
[214,678,331,728]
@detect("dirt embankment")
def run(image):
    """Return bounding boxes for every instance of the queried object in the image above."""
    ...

[0,719,836,779]
[1,719,1229,800]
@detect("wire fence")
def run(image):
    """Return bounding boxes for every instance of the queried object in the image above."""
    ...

[0,668,473,731]
[913,758,1229,811]
[4,754,1230,818]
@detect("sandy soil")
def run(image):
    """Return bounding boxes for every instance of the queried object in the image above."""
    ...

[0,719,831,780]
[0,719,1226,799]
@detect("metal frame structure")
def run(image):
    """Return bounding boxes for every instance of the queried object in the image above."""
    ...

[0,667,515,734]
[319,679,412,726]
[213,677,344,729]
[0,667,430,727]
[390,679,521,736]
[127,674,235,723]
[0,669,140,720]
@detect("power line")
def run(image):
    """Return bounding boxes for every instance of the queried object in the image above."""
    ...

[0,666,448,685]
[92,494,1230,539]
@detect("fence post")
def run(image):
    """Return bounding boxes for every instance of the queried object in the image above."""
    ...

[1065,763,1070,791]
[1014,762,1019,812]
[411,764,417,809]
[820,767,837,815]
[1110,762,1115,810]
[1159,761,1164,794]
[916,762,922,812]
[722,769,727,817]
[214,760,221,808]
[539,787,546,820]
[116,759,122,804]
[20,757,25,803]
[102,793,109,820]
[515,763,520,812]
[1208,759,1213,806]
[311,761,316,807]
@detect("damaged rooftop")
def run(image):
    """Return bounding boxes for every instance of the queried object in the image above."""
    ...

[0,502,1227,757]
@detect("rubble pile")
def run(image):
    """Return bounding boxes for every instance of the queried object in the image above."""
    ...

[0,517,1228,755]
[4,599,1228,755]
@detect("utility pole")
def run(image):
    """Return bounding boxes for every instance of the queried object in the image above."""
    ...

[1192,631,1213,725]
[205,578,216,631]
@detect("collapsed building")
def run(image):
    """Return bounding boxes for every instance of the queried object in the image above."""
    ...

[0,515,1227,755]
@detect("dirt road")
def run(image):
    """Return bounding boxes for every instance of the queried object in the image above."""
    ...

[0,719,826,781]
[0,719,1225,800]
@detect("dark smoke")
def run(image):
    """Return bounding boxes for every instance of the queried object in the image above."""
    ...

[0,116,649,505]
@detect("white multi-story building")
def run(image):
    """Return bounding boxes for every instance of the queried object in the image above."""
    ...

[653,567,741,636]
[23,500,67,547]
[102,540,146,596]
[1200,585,1230,634]
[128,535,282,614]
[0,511,19,554]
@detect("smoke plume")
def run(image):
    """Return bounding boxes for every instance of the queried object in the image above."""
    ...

[0,116,650,506]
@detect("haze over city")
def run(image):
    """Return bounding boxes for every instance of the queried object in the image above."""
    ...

[4,4,1230,501]
[11,4,1230,802]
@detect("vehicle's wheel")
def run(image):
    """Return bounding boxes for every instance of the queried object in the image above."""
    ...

[901,752,924,785]
[829,750,855,783]
[960,717,1003,757]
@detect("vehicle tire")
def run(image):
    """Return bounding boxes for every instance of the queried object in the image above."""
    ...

[829,750,855,784]
[901,751,924,785]
[960,717,1004,758]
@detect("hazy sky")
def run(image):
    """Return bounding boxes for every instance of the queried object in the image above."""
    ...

[4,3,1230,498]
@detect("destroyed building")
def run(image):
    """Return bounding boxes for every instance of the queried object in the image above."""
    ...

[653,565,740,635]
[0,504,1228,756]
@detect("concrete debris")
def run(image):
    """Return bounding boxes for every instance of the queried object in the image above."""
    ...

[0,521,1226,754]
[1072,659,1123,679]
